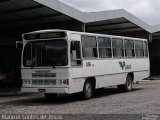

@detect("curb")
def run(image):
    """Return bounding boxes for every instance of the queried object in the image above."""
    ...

[136,80,160,84]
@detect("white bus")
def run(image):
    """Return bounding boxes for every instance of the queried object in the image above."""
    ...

[21,29,150,99]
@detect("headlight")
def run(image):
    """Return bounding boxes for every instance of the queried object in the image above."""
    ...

[63,79,69,85]
[58,80,62,85]
[58,80,69,85]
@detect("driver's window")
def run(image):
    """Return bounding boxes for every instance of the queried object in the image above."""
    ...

[70,41,82,66]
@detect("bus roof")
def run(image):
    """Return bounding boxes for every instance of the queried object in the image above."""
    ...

[23,29,147,41]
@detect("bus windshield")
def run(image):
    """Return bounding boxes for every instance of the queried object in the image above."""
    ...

[23,39,68,67]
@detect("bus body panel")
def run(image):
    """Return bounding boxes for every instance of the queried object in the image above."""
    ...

[68,59,149,93]
[21,68,71,93]
[21,30,150,95]
[21,87,69,94]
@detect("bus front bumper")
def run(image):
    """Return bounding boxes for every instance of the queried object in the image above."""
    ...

[21,87,69,94]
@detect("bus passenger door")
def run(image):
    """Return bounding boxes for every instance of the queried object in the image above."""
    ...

[70,41,82,66]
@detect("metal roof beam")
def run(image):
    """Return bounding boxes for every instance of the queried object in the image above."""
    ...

[152,37,160,40]
[109,27,142,32]
[88,26,140,33]
[152,32,160,36]
[109,29,142,34]
[86,21,129,28]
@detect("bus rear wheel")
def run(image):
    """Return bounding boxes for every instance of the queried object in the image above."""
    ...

[44,93,57,99]
[82,80,93,99]
[118,74,133,92]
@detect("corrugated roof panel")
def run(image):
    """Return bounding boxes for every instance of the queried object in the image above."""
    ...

[0,14,18,22]
[13,10,41,18]
[117,23,136,28]
[109,18,127,23]
[50,15,72,22]
[110,28,142,33]
[31,7,60,15]
[0,2,18,11]
[86,20,111,27]
[12,0,39,8]
[153,32,160,37]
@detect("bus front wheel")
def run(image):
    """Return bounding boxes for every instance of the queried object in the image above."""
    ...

[82,80,93,99]
[118,74,133,92]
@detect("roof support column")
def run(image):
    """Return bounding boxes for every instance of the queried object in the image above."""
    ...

[149,33,152,43]
[82,23,86,32]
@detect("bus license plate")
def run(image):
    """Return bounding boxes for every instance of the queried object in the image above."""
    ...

[38,89,46,94]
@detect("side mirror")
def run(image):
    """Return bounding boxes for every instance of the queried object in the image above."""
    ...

[16,41,23,49]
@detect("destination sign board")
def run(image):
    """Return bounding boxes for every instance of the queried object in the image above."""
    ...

[24,32,66,40]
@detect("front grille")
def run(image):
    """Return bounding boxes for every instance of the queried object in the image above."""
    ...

[32,73,56,78]
[32,80,56,85]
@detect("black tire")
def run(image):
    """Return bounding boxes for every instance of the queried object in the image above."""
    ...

[82,80,93,99]
[44,93,57,99]
[118,74,133,92]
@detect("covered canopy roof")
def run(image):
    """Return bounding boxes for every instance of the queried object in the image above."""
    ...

[0,0,160,35]
[34,0,160,33]
[86,17,144,34]
[0,0,75,31]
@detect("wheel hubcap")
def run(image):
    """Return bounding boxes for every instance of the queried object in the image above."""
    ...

[127,77,132,90]
[85,83,92,97]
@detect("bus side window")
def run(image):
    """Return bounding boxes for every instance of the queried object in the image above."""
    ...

[135,40,144,58]
[71,41,82,66]
[81,36,97,58]
[112,38,124,58]
[98,37,112,58]
[124,39,135,58]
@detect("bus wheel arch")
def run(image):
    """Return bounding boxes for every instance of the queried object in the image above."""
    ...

[118,73,133,92]
[82,77,96,99]
[128,72,134,82]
